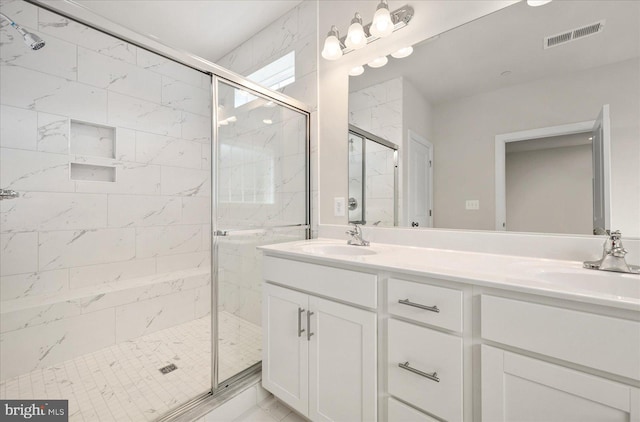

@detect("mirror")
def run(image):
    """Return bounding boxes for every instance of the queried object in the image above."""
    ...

[348,0,639,237]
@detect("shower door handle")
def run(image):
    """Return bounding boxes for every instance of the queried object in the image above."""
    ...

[297,307,305,337]
[306,311,314,341]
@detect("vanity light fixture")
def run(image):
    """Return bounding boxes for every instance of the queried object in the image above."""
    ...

[321,25,343,61]
[368,56,388,68]
[349,65,365,76]
[527,0,552,6]
[391,46,413,58]
[321,4,413,60]
[345,13,367,50]
[370,0,394,38]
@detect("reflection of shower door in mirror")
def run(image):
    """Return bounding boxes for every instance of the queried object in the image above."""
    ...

[348,133,365,224]
[214,80,309,386]
[348,125,398,227]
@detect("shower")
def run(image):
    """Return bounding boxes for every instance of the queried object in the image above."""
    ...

[0,12,45,50]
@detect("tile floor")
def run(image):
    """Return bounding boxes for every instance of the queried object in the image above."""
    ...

[233,397,306,422]
[0,311,262,421]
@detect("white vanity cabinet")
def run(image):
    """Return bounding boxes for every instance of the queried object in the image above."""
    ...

[480,295,640,422]
[262,257,378,422]
[481,345,640,422]
[260,244,640,422]
[386,278,465,421]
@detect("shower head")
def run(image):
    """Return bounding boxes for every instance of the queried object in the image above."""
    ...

[0,12,46,50]
[17,27,46,50]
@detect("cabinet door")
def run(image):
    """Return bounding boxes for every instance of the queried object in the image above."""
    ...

[262,283,309,416]
[481,345,640,422]
[308,296,377,422]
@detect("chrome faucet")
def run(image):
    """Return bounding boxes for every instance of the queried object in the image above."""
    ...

[346,223,370,246]
[584,230,639,274]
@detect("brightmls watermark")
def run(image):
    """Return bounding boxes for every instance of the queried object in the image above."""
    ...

[1,400,67,421]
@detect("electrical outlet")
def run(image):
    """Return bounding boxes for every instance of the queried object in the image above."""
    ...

[334,197,346,216]
[466,200,480,210]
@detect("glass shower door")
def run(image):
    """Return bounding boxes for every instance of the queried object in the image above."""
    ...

[213,80,309,386]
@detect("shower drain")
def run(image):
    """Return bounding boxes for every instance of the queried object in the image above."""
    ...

[159,363,178,374]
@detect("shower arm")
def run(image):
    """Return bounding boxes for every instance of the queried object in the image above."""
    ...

[0,12,28,35]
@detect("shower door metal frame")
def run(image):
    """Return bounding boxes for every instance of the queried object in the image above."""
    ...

[25,0,312,416]
[211,76,311,391]
[348,124,399,226]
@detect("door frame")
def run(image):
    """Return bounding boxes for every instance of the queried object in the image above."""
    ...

[494,121,595,231]
[407,130,434,228]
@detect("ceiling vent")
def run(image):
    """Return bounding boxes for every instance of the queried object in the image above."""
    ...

[544,20,605,49]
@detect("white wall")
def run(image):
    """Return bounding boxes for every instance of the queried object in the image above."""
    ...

[506,143,593,235]
[431,58,640,235]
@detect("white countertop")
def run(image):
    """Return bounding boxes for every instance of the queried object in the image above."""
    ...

[259,239,640,311]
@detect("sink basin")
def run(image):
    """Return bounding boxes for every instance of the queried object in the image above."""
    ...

[301,244,377,256]
[534,269,640,299]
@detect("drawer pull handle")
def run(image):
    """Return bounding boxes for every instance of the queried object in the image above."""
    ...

[298,307,305,337]
[399,361,440,383]
[307,310,314,341]
[399,299,440,313]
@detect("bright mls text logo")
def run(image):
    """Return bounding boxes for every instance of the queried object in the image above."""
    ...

[1,400,68,421]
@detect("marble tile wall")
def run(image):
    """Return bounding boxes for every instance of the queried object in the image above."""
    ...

[217,228,306,326]
[215,0,318,231]
[349,78,403,226]
[214,2,316,329]
[0,0,211,380]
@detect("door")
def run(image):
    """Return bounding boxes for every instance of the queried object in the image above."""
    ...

[592,104,611,234]
[214,79,309,386]
[481,345,639,422]
[262,283,309,415]
[408,131,433,228]
[308,296,377,422]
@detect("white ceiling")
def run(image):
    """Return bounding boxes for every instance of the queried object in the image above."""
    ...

[350,0,640,104]
[75,0,303,62]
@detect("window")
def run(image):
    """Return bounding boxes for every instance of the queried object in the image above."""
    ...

[235,51,295,108]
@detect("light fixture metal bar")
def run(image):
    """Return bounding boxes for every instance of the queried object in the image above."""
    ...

[339,5,414,55]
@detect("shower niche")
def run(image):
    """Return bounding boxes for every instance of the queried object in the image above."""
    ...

[69,120,117,182]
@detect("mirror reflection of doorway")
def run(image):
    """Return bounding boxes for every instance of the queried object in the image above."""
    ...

[348,125,398,226]
[496,105,611,234]
[506,133,593,234]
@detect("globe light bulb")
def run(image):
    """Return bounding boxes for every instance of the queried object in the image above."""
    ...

[345,13,367,50]
[321,26,343,60]
[370,1,394,38]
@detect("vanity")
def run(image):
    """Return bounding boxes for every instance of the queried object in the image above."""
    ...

[259,239,640,422]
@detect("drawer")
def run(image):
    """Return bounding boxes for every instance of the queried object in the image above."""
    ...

[263,256,377,308]
[388,278,462,332]
[388,397,439,422]
[388,318,463,421]
[481,295,640,380]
